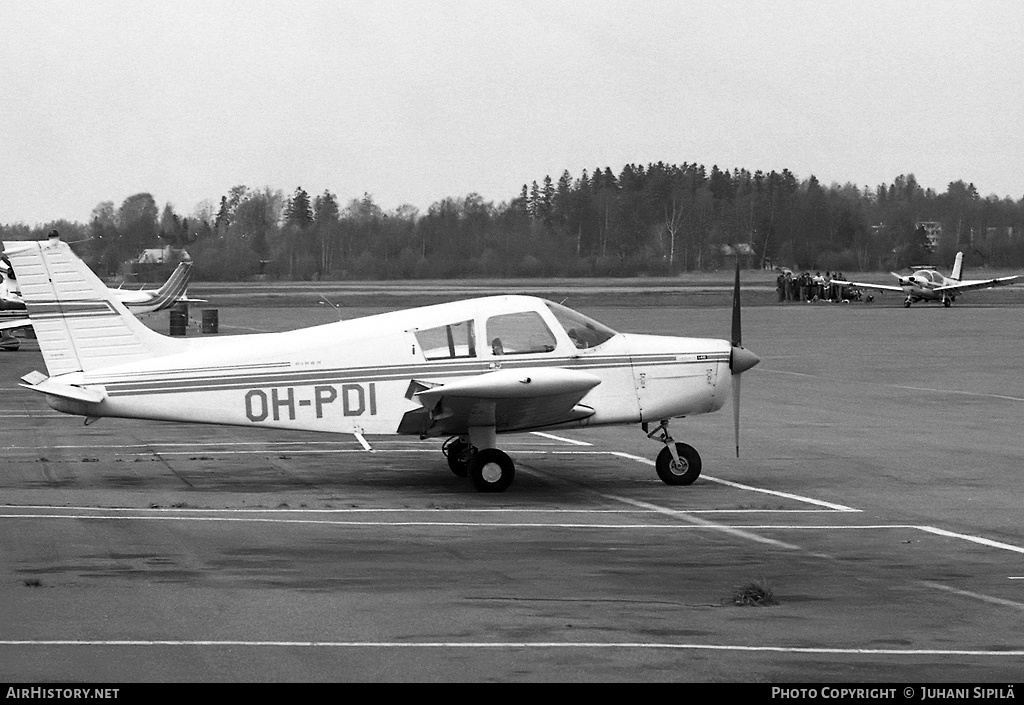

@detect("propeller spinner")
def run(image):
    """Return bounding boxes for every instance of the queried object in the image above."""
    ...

[729,258,761,457]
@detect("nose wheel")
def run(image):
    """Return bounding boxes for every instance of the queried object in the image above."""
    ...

[646,420,702,485]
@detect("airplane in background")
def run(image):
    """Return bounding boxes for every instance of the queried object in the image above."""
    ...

[834,252,1019,308]
[3,234,760,493]
[0,242,200,351]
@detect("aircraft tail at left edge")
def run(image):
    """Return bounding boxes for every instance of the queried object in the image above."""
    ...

[3,235,187,377]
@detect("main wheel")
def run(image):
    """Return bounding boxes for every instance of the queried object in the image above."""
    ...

[655,443,702,485]
[903,300,912,308]
[943,298,951,308]
[443,436,471,478]
[467,448,515,493]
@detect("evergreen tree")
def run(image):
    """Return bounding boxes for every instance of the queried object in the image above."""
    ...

[285,187,314,227]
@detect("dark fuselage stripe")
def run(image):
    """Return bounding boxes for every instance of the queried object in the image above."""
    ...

[98,353,730,397]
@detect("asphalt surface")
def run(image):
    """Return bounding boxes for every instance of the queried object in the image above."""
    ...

[1,298,1023,683]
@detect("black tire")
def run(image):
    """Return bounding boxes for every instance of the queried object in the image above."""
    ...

[655,443,702,486]
[903,300,912,308]
[943,298,952,308]
[443,437,471,478]
[467,448,515,493]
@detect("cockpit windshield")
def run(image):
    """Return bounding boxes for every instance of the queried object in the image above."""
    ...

[544,300,617,349]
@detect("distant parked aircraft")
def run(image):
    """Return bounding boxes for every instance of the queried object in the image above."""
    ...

[834,252,1020,308]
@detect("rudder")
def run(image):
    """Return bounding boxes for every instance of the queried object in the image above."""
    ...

[4,236,187,376]
[951,251,964,281]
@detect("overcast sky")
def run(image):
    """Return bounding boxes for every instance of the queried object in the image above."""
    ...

[2,1,1022,225]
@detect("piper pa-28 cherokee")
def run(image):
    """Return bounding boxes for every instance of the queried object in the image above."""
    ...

[1,243,198,351]
[4,234,760,493]
[834,252,1019,308]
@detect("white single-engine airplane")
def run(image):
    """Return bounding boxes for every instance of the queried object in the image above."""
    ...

[834,252,1019,308]
[1,245,199,351]
[4,234,760,492]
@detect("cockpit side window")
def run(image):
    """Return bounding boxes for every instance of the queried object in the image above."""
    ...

[544,301,617,349]
[414,320,476,360]
[486,311,557,355]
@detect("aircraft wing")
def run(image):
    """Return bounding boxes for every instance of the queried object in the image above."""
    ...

[399,367,601,437]
[935,275,1020,294]
[831,279,904,293]
[0,315,31,332]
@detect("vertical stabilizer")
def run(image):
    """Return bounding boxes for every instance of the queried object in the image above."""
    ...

[3,237,187,376]
[950,251,964,281]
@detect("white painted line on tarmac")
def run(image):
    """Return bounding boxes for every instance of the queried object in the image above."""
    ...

[914,525,1024,555]
[922,582,1024,610]
[530,431,592,446]
[763,368,1024,402]
[591,493,803,550]
[0,639,1021,656]
[0,505,834,515]
[0,513,822,530]
[607,451,859,512]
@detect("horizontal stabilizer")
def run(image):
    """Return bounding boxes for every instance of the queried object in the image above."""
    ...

[20,370,105,403]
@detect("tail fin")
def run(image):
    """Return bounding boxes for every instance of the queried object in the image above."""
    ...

[3,237,187,376]
[950,252,963,281]
[119,261,195,313]
[144,261,193,311]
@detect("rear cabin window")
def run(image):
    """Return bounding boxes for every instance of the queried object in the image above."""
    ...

[414,320,476,360]
[486,311,557,355]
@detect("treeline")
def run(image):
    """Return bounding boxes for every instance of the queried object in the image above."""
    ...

[3,164,1024,281]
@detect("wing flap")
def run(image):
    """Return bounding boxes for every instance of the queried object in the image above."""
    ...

[404,367,601,437]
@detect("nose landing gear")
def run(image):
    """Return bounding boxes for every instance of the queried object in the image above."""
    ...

[646,420,702,485]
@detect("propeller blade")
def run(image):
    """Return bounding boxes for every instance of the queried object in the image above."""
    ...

[728,253,760,456]
[731,255,742,348]
[733,373,741,458]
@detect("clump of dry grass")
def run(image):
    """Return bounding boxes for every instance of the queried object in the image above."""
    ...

[731,579,778,606]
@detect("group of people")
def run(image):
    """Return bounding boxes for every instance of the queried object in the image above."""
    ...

[776,270,871,304]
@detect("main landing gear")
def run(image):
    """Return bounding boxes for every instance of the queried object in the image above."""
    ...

[646,419,702,485]
[443,419,703,492]
[442,432,516,493]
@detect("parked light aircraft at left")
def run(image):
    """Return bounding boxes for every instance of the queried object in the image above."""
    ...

[1,242,199,351]
[3,234,760,493]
